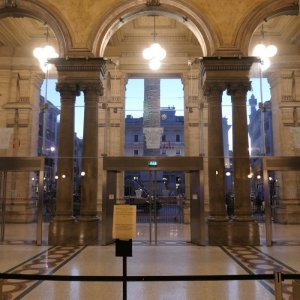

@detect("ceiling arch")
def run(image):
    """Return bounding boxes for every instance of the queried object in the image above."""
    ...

[236,0,299,55]
[91,0,218,58]
[0,0,72,56]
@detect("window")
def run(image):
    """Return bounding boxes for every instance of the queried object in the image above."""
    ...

[134,149,139,156]
[176,149,181,155]
[162,134,166,142]
[134,134,139,142]
[176,134,180,142]
[161,149,166,155]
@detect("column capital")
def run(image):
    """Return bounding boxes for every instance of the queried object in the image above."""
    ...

[81,81,104,97]
[56,82,80,98]
[203,81,225,99]
[227,81,251,98]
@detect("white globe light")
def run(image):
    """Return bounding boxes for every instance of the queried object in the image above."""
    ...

[150,43,161,54]
[149,58,161,70]
[156,47,166,60]
[33,47,43,59]
[266,45,277,57]
[33,45,58,73]
[150,43,166,61]
[143,47,152,60]
[253,44,266,57]
[44,45,59,58]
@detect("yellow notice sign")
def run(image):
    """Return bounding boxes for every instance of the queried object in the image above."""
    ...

[113,205,136,240]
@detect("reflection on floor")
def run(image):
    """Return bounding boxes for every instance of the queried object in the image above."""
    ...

[0,223,300,299]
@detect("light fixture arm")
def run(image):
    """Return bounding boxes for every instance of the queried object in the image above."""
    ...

[153,16,157,42]
[260,24,265,41]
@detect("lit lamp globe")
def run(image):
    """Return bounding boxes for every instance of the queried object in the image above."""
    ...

[143,47,153,60]
[150,43,166,60]
[253,44,267,57]
[33,45,58,73]
[266,45,277,57]
[149,58,161,70]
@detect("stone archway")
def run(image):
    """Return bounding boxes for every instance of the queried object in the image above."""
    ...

[91,0,218,57]
[0,0,72,56]
[237,0,299,55]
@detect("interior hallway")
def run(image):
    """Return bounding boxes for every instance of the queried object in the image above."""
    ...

[0,223,300,299]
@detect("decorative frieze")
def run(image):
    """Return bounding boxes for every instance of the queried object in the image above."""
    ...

[49,57,107,77]
[281,107,295,126]
[146,0,160,6]
[108,96,122,103]
[5,0,17,8]
[281,71,295,102]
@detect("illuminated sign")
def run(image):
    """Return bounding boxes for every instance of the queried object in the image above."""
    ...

[148,161,158,167]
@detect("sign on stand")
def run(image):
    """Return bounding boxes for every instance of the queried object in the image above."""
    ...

[113,205,137,300]
[113,205,136,241]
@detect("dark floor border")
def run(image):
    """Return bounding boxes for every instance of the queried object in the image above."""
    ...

[220,246,275,296]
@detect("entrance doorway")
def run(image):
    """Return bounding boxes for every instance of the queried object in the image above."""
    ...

[102,156,205,246]
[125,170,186,244]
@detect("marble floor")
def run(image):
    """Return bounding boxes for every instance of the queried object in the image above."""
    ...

[0,222,300,299]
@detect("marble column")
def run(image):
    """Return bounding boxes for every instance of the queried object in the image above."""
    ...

[228,83,253,220]
[54,83,79,221]
[79,82,102,221]
[201,57,259,245]
[48,57,106,245]
[204,83,227,220]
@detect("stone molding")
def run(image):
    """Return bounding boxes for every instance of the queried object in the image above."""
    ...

[200,56,258,74]
[49,57,106,76]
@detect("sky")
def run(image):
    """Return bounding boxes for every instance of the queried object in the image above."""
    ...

[42,77,271,144]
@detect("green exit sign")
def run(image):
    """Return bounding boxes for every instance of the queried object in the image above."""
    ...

[148,161,158,167]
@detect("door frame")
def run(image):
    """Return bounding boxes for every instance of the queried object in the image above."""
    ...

[102,156,205,245]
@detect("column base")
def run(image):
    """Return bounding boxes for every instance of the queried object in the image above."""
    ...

[274,200,300,224]
[48,218,99,245]
[5,208,37,223]
[208,219,260,246]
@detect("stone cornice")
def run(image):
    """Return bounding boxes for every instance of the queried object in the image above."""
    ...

[200,56,259,74]
[49,57,107,76]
